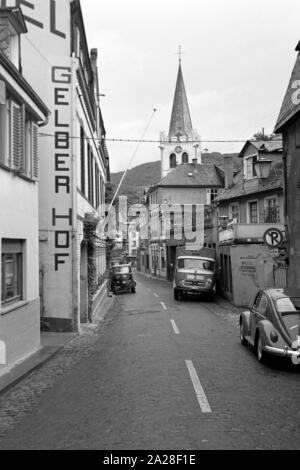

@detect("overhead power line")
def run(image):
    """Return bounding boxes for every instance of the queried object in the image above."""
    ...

[39,133,280,144]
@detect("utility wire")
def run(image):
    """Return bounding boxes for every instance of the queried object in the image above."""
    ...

[39,133,281,144]
[108,109,157,211]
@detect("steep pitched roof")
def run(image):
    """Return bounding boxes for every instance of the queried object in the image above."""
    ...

[0,51,49,117]
[168,62,193,139]
[214,163,284,203]
[275,45,300,132]
[153,163,224,189]
[238,140,283,158]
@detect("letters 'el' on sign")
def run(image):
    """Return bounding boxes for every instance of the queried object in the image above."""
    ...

[263,228,284,247]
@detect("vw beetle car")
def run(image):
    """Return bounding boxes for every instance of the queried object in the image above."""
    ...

[240,288,300,364]
[110,264,136,295]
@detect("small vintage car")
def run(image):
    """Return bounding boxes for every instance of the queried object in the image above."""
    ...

[240,288,300,364]
[173,248,216,301]
[110,264,136,295]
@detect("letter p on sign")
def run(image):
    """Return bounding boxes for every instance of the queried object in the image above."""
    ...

[0,341,6,365]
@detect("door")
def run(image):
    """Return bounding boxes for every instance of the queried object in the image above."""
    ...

[250,291,262,338]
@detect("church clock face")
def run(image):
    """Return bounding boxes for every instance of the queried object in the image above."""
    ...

[175,146,182,154]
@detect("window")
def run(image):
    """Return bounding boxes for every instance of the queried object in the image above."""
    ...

[229,203,239,222]
[182,152,189,164]
[74,26,81,58]
[170,153,177,168]
[0,97,38,179]
[177,258,215,271]
[264,196,279,223]
[253,292,262,309]
[161,248,166,270]
[207,189,219,205]
[10,100,23,171]
[248,201,258,223]
[87,145,94,206]
[24,117,39,180]
[95,165,100,209]
[257,294,268,317]
[80,127,86,194]
[244,155,257,179]
[1,240,23,306]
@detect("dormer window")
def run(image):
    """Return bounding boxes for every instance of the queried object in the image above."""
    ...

[244,155,258,179]
[0,8,27,70]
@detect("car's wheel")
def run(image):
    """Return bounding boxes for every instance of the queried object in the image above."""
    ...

[206,293,215,302]
[255,332,267,363]
[174,288,180,301]
[240,321,248,346]
[131,286,136,294]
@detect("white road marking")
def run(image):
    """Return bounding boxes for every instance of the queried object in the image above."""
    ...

[153,293,159,298]
[290,325,298,331]
[161,302,168,310]
[170,319,180,335]
[185,360,212,413]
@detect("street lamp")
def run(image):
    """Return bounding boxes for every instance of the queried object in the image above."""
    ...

[254,158,272,180]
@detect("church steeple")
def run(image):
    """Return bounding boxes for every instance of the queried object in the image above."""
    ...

[168,58,193,140]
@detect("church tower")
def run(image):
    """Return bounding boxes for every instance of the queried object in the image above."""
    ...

[160,53,201,179]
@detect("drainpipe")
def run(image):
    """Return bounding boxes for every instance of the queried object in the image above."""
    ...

[282,136,289,277]
[71,54,79,332]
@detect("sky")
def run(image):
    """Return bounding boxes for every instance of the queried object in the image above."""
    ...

[81,0,300,173]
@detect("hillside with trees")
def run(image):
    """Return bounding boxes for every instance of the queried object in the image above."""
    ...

[109,153,241,205]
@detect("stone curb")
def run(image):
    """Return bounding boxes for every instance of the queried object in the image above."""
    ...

[0,334,77,397]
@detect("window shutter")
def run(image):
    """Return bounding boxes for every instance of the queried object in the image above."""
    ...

[31,122,39,180]
[11,101,22,170]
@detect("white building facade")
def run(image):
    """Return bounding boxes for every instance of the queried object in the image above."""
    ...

[2,0,110,331]
[0,7,49,371]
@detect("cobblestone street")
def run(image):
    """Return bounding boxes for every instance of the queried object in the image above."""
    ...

[0,274,299,450]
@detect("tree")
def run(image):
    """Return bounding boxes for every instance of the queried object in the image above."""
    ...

[253,129,275,141]
[105,183,115,204]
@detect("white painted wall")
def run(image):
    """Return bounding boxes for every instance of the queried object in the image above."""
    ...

[0,171,40,371]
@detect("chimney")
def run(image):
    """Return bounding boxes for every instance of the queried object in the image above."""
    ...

[90,48,98,69]
[224,155,234,189]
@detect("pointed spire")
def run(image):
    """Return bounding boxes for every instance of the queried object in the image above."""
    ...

[168,57,193,140]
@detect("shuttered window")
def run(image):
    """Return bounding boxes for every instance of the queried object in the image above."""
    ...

[10,101,23,171]
[2,99,40,180]
[31,122,39,180]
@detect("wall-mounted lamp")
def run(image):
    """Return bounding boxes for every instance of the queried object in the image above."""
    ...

[254,158,272,180]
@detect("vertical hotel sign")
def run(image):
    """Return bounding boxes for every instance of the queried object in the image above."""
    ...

[16,0,74,317]
[52,65,72,272]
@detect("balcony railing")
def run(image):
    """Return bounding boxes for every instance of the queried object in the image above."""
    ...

[219,222,285,244]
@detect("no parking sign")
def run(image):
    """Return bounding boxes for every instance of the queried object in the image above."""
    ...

[263,228,284,248]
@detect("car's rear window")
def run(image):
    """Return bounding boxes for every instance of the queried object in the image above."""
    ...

[114,266,130,274]
[276,297,300,314]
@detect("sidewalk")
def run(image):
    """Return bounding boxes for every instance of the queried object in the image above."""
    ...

[0,292,117,396]
[0,331,77,396]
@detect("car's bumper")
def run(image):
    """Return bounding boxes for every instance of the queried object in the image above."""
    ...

[176,286,213,294]
[264,345,300,359]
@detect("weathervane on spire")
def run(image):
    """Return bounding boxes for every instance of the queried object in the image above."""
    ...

[177,45,183,63]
